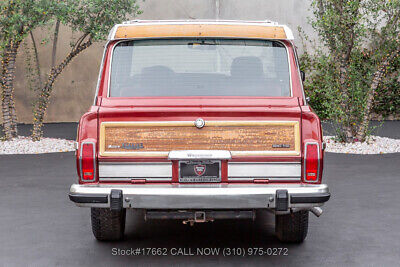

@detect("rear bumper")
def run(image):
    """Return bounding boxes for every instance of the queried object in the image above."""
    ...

[69,183,330,210]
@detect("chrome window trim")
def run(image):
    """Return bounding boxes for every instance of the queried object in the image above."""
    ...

[79,141,96,182]
[108,25,119,40]
[292,41,307,105]
[304,142,320,183]
[106,39,293,98]
[93,41,110,105]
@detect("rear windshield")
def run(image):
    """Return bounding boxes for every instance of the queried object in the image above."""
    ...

[109,39,291,97]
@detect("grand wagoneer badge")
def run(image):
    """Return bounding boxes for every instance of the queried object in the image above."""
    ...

[121,143,144,150]
[107,143,144,150]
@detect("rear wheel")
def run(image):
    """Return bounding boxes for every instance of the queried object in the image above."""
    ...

[275,210,309,243]
[91,208,126,241]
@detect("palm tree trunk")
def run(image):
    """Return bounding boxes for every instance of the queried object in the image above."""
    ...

[1,41,21,139]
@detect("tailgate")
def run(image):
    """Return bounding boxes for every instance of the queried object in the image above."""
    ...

[97,97,302,183]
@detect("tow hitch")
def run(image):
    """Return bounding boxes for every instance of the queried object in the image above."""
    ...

[145,210,256,226]
[183,211,208,226]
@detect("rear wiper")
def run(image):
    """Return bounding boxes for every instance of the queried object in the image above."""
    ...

[188,42,216,45]
[188,42,217,50]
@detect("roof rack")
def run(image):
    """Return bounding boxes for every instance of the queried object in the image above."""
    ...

[122,19,279,25]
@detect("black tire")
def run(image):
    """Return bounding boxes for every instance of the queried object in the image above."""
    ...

[91,208,126,241]
[275,210,309,243]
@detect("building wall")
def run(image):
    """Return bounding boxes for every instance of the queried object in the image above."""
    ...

[4,0,315,124]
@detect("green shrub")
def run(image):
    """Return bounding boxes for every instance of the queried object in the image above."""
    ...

[299,0,400,142]
[300,51,400,121]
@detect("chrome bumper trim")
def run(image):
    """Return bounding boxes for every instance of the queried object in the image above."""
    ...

[99,178,172,182]
[99,162,301,181]
[69,183,329,209]
[99,162,172,178]
[228,162,301,178]
[227,177,301,181]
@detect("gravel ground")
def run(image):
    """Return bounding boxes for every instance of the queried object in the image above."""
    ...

[1,127,399,155]
[0,136,75,154]
[324,135,400,154]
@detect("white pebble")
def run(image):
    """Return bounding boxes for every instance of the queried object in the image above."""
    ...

[1,135,399,155]
[0,136,75,155]
[323,135,400,154]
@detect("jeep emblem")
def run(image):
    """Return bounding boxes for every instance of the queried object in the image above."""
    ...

[194,118,205,129]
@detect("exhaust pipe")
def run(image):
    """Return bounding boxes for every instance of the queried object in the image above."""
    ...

[310,207,323,217]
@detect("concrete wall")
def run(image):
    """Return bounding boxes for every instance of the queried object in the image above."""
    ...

[5,0,315,124]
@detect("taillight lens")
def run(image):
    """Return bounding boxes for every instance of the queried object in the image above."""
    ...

[304,143,319,183]
[80,142,96,182]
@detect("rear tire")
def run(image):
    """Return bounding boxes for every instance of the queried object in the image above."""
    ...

[275,210,308,243]
[91,208,126,241]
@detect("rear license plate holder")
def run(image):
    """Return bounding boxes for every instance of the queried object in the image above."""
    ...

[179,160,221,183]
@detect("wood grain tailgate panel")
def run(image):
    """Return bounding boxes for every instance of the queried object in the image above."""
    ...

[99,121,300,157]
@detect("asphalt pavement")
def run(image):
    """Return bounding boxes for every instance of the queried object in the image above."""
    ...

[0,122,399,266]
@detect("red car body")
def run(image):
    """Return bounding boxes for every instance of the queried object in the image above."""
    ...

[70,20,330,242]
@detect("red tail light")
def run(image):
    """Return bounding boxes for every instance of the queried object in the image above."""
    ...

[304,143,320,183]
[80,142,96,182]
